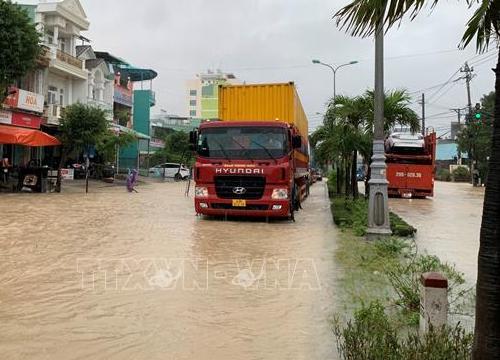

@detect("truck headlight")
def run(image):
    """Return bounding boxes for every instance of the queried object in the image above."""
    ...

[195,186,208,197]
[272,188,288,199]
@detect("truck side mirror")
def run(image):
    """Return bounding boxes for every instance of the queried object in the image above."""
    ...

[189,130,198,145]
[292,135,302,149]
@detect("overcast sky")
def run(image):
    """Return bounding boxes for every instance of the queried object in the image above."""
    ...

[22,0,498,135]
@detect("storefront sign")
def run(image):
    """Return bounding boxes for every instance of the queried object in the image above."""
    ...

[150,138,165,148]
[11,112,42,129]
[0,110,42,129]
[17,89,44,113]
[4,87,44,113]
[0,110,12,125]
[60,168,74,180]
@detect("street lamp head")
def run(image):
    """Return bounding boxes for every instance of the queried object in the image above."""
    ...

[349,61,358,64]
[312,59,321,64]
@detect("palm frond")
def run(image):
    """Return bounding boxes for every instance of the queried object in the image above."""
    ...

[334,0,438,38]
[461,0,500,52]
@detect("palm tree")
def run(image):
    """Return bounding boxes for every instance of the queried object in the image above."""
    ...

[318,90,419,197]
[334,95,370,197]
[334,1,499,358]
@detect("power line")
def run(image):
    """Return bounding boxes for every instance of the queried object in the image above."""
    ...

[409,80,457,95]
[428,79,461,105]
[426,111,455,119]
[426,69,461,103]
[471,54,497,68]
[409,50,494,100]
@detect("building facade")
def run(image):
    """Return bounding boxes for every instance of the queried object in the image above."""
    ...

[76,45,114,119]
[185,70,239,120]
[34,0,90,126]
[10,0,159,174]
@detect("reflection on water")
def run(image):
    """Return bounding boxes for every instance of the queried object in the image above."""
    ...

[389,181,484,285]
[0,181,338,359]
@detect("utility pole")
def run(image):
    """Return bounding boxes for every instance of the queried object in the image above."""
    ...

[451,108,462,124]
[451,108,462,164]
[460,62,475,183]
[366,19,391,240]
[460,62,474,117]
[421,93,426,136]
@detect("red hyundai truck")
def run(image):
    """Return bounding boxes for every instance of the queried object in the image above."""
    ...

[385,131,437,198]
[189,82,309,219]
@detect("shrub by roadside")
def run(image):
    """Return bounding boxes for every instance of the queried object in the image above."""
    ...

[332,301,473,360]
[328,177,474,358]
[436,168,452,182]
[452,166,470,182]
[330,197,417,237]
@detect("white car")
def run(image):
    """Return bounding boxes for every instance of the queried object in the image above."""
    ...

[385,132,425,153]
[149,163,190,180]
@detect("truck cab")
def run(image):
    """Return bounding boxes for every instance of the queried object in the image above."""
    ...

[190,121,305,218]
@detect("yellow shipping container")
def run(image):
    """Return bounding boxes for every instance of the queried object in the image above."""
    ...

[218,82,309,140]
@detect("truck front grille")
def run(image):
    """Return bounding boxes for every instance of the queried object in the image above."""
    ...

[214,176,266,200]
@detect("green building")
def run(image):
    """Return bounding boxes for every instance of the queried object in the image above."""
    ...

[95,52,157,173]
[186,70,238,120]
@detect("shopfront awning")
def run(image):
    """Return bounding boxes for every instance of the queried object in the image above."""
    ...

[0,125,61,147]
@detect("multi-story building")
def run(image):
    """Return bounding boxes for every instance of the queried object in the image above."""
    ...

[95,52,157,172]
[76,45,114,119]
[9,0,158,174]
[149,113,201,153]
[185,70,239,120]
[0,45,52,167]
[31,0,91,126]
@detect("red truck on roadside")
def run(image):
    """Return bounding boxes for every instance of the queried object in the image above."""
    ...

[189,82,309,219]
[385,131,437,198]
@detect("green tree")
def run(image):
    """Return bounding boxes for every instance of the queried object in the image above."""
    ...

[96,131,136,164]
[58,103,109,167]
[334,1,499,357]
[311,90,418,198]
[150,130,193,166]
[457,92,495,183]
[0,0,40,102]
[114,109,131,127]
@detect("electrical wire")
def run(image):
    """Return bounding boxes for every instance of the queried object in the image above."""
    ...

[426,70,461,103]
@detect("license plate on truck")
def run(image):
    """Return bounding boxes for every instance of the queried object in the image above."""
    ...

[232,199,246,207]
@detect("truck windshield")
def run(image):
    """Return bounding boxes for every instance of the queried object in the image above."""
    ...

[197,127,288,160]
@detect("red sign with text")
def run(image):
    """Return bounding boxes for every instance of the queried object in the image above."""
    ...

[0,110,41,129]
[12,112,42,129]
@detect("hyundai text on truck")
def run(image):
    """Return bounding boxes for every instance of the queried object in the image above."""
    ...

[189,82,309,219]
[385,130,437,198]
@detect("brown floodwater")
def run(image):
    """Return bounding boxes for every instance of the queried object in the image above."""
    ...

[0,181,338,360]
[389,181,485,285]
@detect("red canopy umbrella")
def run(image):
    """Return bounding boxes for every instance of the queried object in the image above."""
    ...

[0,124,61,147]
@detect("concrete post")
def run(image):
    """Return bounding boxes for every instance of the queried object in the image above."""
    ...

[420,272,448,333]
[366,20,391,240]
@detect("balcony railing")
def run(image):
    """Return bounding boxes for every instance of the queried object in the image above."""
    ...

[36,45,51,67]
[56,49,82,69]
[44,104,64,125]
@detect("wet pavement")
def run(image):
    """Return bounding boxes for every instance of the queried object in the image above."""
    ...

[0,180,338,360]
[389,181,485,285]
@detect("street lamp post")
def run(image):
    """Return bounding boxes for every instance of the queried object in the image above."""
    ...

[366,20,391,239]
[312,59,358,103]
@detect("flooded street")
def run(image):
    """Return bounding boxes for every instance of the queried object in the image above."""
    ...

[389,181,485,284]
[0,181,338,360]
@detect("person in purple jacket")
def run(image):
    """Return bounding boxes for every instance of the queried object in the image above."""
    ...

[126,169,138,192]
